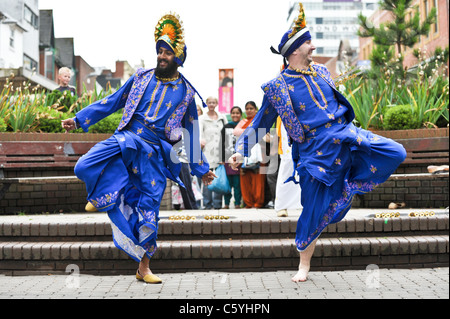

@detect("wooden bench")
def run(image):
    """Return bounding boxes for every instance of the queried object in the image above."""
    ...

[0,141,96,170]
[395,137,449,165]
[0,135,448,210]
[0,141,96,200]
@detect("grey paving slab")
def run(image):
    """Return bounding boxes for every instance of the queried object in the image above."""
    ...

[0,267,447,299]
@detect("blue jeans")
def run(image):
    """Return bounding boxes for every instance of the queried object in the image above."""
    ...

[202,183,223,209]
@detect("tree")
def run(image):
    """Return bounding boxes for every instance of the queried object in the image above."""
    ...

[358,0,436,79]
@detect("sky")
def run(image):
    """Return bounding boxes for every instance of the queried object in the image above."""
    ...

[39,0,296,109]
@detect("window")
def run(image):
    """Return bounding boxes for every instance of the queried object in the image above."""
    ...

[9,27,15,48]
[366,3,376,10]
[316,32,323,39]
[316,47,324,54]
[424,0,429,38]
[24,5,38,29]
[44,49,55,80]
[23,54,38,71]
[316,17,323,24]
[432,0,438,33]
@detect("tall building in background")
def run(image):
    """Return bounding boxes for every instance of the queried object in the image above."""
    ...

[0,0,40,71]
[287,0,378,58]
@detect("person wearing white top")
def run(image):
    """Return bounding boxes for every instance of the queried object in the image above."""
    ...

[199,97,228,209]
[274,120,302,217]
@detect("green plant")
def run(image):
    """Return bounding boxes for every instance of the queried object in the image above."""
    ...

[341,74,396,129]
[35,104,74,133]
[88,111,122,133]
[0,72,117,133]
[68,83,115,114]
[340,51,449,131]
[383,104,421,130]
[0,118,7,132]
[342,77,379,129]
[412,46,450,80]
[358,0,436,80]
[6,84,40,132]
[46,90,77,112]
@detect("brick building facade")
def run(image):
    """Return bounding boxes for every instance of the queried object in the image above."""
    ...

[359,0,449,69]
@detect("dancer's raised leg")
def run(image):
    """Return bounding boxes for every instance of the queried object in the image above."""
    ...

[292,238,317,282]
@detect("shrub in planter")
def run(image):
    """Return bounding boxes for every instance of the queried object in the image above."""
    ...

[47,90,77,112]
[383,104,421,130]
[88,112,122,133]
[0,118,7,132]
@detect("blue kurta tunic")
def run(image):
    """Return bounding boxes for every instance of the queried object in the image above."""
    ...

[74,69,209,262]
[235,64,406,251]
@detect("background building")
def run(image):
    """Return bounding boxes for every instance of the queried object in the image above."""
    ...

[0,0,57,90]
[286,0,378,77]
[287,0,378,57]
[0,0,40,72]
[359,0,449,70]
[1,1,135,92]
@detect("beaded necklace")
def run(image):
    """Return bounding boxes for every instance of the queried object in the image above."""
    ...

[288,64,317,77]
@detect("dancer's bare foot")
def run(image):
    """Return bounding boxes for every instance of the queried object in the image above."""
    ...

[292,239,317,282]
[292,264,310,282]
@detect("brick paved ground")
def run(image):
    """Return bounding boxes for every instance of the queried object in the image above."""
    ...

[0,267,448,299]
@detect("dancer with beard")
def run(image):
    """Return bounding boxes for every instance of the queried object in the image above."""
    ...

[228,3,406,282]
[61,13,215,283]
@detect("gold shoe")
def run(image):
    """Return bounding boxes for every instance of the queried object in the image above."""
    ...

[136,270,162,284]
[85,202,97,212]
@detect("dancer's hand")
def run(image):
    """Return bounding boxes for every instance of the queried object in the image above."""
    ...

[61,118,76,132]
[228,153,243,171]
[202,171,217,186]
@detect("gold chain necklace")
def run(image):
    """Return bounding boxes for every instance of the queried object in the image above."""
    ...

[156,74,179,82]
[288,64,317,77]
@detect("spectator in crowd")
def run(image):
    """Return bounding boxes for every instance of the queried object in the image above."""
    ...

[199,96,228,209]
[221,106,243,209]
[233,101,266,208]
[56,67,76,96]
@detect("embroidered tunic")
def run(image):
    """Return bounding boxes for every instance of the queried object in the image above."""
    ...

[235,63,406,250]
[74,68,209,262]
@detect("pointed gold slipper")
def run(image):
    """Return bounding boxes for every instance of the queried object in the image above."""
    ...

[136,270,162,284]
[85,202,98,212]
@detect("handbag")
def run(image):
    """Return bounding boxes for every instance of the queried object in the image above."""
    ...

[191,178,203,201]
[242,143,262,170]
[207,165,231,194]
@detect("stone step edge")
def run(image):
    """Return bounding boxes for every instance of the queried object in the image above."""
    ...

[0,235,448,262]
[1,215,448,238]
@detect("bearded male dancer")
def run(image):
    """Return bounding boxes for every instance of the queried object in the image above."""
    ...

[229,3,406,282]
[62,13,215,283]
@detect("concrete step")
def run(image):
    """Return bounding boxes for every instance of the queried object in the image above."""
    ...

[0,209,448,274]
[1,210,448,241]
[0,235,448,275]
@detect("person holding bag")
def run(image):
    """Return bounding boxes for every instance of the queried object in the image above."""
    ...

[199,96,228,209]
[221,106,243,209]
[233,101,266,208]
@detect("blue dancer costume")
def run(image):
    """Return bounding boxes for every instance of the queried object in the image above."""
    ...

[235,4,406,251]
[73,14,209,262]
